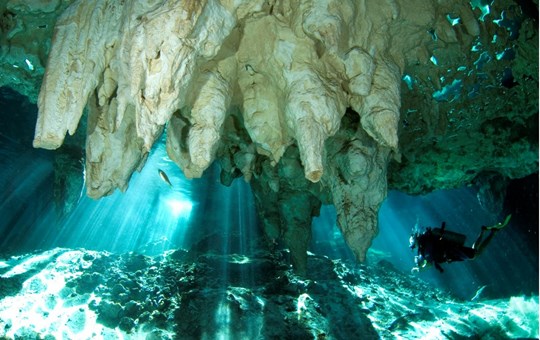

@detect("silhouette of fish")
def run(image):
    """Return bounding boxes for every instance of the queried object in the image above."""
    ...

[158,169,172,187]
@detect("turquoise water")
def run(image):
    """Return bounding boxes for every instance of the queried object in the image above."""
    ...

[0,87,538,338]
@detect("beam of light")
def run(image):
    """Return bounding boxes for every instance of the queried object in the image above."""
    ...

[310,205,356,261]
[165,197,193,218]
[0,136,54,254]
[0,134,195,256]
[310,188,537,301]
[47,138,195,255]
[185,162,260,289]
[214,300,232,340]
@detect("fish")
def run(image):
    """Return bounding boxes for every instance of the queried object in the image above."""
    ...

[158,169,172,187]
[471,285,488,301]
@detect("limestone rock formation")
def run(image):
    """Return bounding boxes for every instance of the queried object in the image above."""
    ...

[0,0,537,273]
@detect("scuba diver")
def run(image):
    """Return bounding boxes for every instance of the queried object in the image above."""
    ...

[409,215,512,273]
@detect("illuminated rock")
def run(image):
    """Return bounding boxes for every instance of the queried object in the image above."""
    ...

[0,248,537,338]
[0,0,537,271]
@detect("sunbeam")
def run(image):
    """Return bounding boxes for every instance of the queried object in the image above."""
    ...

[0,74,537,339]
[311,188,538,301]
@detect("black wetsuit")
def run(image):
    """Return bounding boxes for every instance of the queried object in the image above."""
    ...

[416,226,475,272]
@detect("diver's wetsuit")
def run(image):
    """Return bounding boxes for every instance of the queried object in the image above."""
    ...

[415,225,474,272]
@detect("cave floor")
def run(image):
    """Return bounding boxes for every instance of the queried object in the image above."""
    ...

[0,248,537,339]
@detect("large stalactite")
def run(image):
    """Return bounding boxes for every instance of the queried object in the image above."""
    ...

[1,0,538,273]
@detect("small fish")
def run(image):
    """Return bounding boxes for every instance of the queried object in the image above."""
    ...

[158,169,172,187]
[471,285,488,301]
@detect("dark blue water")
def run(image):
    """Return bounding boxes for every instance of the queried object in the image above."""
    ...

[311,184,538,300]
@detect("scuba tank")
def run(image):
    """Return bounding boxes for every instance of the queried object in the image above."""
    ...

[430,222,467,246]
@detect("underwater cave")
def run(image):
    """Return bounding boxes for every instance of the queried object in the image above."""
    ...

[0,0,538,338]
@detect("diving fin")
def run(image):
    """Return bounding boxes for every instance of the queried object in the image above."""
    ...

[486,214,512,230]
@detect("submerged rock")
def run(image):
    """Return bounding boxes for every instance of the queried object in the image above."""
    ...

[96,300,124,329]
[0,248,536,339]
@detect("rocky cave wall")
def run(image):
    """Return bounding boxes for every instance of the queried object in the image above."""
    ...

[1,0,538,274]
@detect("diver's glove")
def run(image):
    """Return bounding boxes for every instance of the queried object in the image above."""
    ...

[411,256,428,273]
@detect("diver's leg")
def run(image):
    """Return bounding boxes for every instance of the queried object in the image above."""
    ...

[461,247,476,259]
[472,227,487,250]
[473,229,497,257]
[473,215,511,257]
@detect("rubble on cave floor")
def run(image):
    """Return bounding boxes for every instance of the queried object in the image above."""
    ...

[0,248,537,339]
